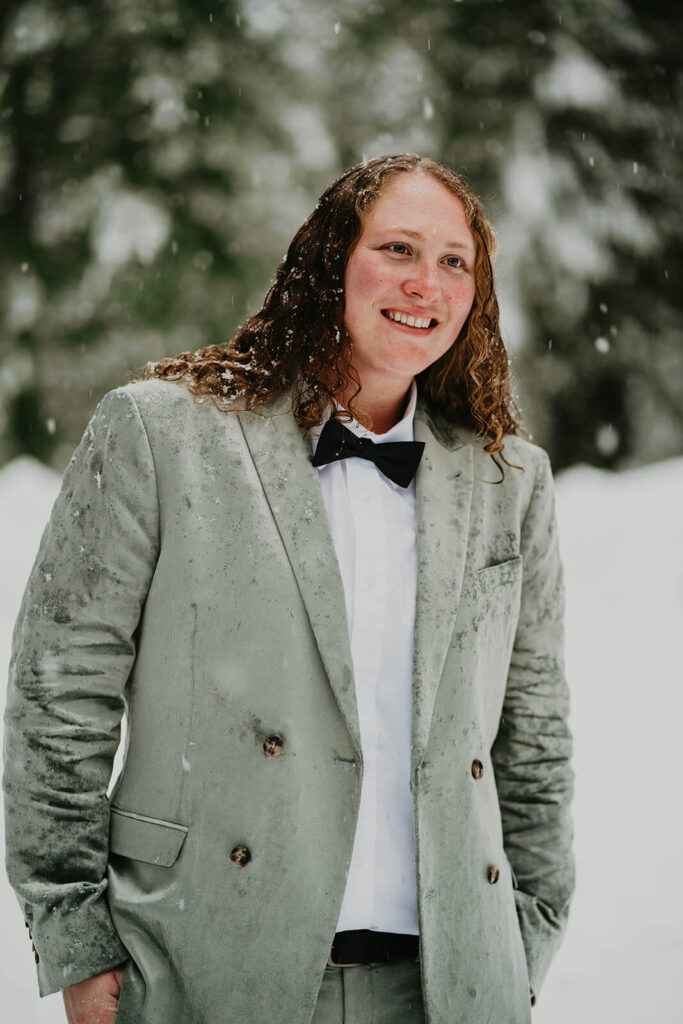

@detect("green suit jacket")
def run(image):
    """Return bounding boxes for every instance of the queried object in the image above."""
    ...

[3,379,574,1024]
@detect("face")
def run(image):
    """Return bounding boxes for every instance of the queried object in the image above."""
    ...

[342,171,477,393]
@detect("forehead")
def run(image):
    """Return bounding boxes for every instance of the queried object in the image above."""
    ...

[360,171,475,250]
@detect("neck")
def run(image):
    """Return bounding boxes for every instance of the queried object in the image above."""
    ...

[329,373,414,435]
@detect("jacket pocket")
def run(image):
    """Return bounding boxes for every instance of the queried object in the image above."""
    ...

[112,958,132,1024]
[475,555,523,587]
[109,806,189,867]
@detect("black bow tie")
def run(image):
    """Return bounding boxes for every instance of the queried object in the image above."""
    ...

[311,416,425,488]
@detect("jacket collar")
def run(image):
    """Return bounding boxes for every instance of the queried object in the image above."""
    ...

[249,384,472,451]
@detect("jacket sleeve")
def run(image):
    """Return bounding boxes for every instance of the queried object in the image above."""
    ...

[490,446,575,1001]
[2,386,160,996]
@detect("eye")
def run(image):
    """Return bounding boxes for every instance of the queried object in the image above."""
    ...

[443,255,466,269]
[383,242,411,255]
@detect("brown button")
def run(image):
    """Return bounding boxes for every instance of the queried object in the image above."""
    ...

[229,844,251,867]
[263,735,285,757]
[487,865,500,884]
[471,759,484,780]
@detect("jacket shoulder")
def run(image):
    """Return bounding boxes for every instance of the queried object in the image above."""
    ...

[421,401,551,478]
[108,379,245,436]
[462,428,552,483]
[499,432,552,474]
[118,378,199,414]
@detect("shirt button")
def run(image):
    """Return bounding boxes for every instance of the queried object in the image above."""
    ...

[487,865,500,884]
[229,844,251,867]
[359,490,371,502]
[471,759,484,779]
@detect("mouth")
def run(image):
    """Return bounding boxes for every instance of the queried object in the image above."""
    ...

[381,309,439,331]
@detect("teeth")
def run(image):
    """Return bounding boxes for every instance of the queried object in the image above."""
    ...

[385,310,433,329]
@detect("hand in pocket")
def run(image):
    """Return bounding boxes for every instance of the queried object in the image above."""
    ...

[62,963,127,1024]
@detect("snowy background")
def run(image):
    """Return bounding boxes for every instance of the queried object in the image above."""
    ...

[1,452,682,1023]
[1,0,682,1020]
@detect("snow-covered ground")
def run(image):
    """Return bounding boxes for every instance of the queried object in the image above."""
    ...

[1,452,682,1023]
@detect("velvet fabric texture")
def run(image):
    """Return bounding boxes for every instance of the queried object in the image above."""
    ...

[3,379,574,1023]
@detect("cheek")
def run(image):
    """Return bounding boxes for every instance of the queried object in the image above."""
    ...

[346,256,390,308]
[445,280,476,313]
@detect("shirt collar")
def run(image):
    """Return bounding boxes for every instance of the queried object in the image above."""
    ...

[309,378,418,456]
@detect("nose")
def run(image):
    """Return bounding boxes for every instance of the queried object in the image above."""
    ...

[402,261,441,303]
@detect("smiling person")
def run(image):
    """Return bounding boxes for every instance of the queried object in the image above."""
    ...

[3,154,575,1024]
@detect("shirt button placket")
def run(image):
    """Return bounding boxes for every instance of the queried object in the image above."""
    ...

[349,457,387,925]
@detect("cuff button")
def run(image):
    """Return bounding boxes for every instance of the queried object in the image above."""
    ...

[229,844,251,867]
[263,735,285,757]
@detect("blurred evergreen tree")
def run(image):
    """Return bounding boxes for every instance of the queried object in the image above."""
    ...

[0,0,680,471]
[0,0,332,465]
[491,0,683,471]
[321,0,683,469]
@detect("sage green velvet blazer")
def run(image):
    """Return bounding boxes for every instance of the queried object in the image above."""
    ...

[3,378,574,1024]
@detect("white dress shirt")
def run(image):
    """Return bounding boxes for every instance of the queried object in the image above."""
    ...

[309,379,419,935]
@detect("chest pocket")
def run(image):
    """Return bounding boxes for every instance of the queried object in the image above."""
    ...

[474,554,523,590]
[460,555,524,647]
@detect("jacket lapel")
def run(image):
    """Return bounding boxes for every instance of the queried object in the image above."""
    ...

[411,401,474,776]
[237,394,362,760]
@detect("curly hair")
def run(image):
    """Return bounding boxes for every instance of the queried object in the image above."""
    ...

[134,154,526,478]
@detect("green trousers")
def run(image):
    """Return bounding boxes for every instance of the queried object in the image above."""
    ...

[312,962,426,1024]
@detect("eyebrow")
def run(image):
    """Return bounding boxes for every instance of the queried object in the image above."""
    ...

[378,227,474,251]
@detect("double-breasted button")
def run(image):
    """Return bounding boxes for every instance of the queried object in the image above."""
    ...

[487,864,500,884]
[229,844,251,867]
[471,759,484,780]
[263,735,285,757]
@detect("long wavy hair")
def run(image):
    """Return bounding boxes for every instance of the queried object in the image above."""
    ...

[134,154,526,477]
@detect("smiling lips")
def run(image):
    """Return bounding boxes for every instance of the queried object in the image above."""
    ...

[382,308,438,330]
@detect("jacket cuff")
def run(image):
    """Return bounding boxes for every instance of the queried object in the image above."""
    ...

[514,888,567,998]
[24,891,130,997]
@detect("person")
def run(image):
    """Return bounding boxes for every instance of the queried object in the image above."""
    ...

[3,153,575,1024]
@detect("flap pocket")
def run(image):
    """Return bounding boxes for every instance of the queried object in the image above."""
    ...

[109,806,188,867]
[475,555,522,586]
